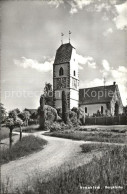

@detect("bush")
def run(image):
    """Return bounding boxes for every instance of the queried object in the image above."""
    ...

[50,122,62,132]
[56,108,62,118]
[38,105,58,130]
[81,143,108,153]
[71,107,85,125]
[68,111,78,126]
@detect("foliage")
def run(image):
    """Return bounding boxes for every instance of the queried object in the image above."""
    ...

[8,108,21,119]
[0,135,47,165]
[6,117,23,129]
[38,105,58,130]
[50,122,62,132]
[30,111,38,120]
[43,82,53,106]
[56,108,62,118]
[6,118,15,129]
[80,143,108,153]
[38,94,45,129]
[68,110,78,126]
[62,90,69,124]
[0,103,7,123]
[71,107,85,125]
[18,111,30,121]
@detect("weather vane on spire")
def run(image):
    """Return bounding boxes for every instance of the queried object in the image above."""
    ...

[61,33,64,44]
[69,30,71,43]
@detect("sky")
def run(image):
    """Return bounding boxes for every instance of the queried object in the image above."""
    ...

[1,0,127,111]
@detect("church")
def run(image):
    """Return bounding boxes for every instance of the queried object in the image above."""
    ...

[53,42,123,116]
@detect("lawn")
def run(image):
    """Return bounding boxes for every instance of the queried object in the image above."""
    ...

[5,145,126,194]
[0,127,17,141]
[0,135,47,165]
[45,128,127,143]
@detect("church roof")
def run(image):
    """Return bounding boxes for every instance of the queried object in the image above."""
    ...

[54,43,74,64]
[79,84,118,105]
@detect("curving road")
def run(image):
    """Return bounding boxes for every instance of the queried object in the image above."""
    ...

[1,132,103,193]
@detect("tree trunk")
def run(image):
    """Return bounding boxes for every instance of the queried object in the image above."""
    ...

[19,126,22,141]
[9,128,13,148]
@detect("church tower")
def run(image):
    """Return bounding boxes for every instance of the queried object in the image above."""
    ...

[53,43,79,110]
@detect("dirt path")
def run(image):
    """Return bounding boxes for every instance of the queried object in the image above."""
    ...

[1,132,103,193]
[1,130,126,193]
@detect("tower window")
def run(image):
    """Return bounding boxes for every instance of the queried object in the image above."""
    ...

[101,106,103,114]
[74,70,76,76]
[85,107,87,113]
[59,67,64,76]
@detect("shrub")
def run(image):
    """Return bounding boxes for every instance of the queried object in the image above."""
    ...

[50,122,62,132]
[81,143,108,153]
[68,111,78,126]
[56,108,62,118]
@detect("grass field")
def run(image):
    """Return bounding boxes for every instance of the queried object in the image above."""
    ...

[45,126,127,143]
[0,135,47,165]
[3,145,126,194]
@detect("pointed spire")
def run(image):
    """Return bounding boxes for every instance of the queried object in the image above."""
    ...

[61,33,64,44]
[69,30,71,43]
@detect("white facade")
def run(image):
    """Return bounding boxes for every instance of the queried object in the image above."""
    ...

[80,103,107,116]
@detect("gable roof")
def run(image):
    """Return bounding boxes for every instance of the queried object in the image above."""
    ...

[79,85,118,105]
[54,43,74,65]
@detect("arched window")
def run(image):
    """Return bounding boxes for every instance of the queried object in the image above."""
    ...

[59,67,64,76]
[74,70,76,76]
[101,106,103,114]
[85,107,87,113]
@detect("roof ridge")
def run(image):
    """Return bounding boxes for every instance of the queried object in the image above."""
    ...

[79,84,117,90]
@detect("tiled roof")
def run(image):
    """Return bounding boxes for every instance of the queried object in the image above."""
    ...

[79,85,117,105]
[54,43,74,64]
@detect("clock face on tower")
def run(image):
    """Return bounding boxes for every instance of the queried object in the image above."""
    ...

[56,78,66,89]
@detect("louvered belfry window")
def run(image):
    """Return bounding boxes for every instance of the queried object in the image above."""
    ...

[59,67,64,76]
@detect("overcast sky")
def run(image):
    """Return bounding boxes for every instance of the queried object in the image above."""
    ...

[1,0,127,111]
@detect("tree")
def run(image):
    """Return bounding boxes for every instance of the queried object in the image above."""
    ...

[38,94,45,129]
[44,83,53,106]
[62,90,69,124]
[18,110,30,126]
[6,118,14,148]
[8,109,17,120]
[0,103,7,123]
[6,109,23,148]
